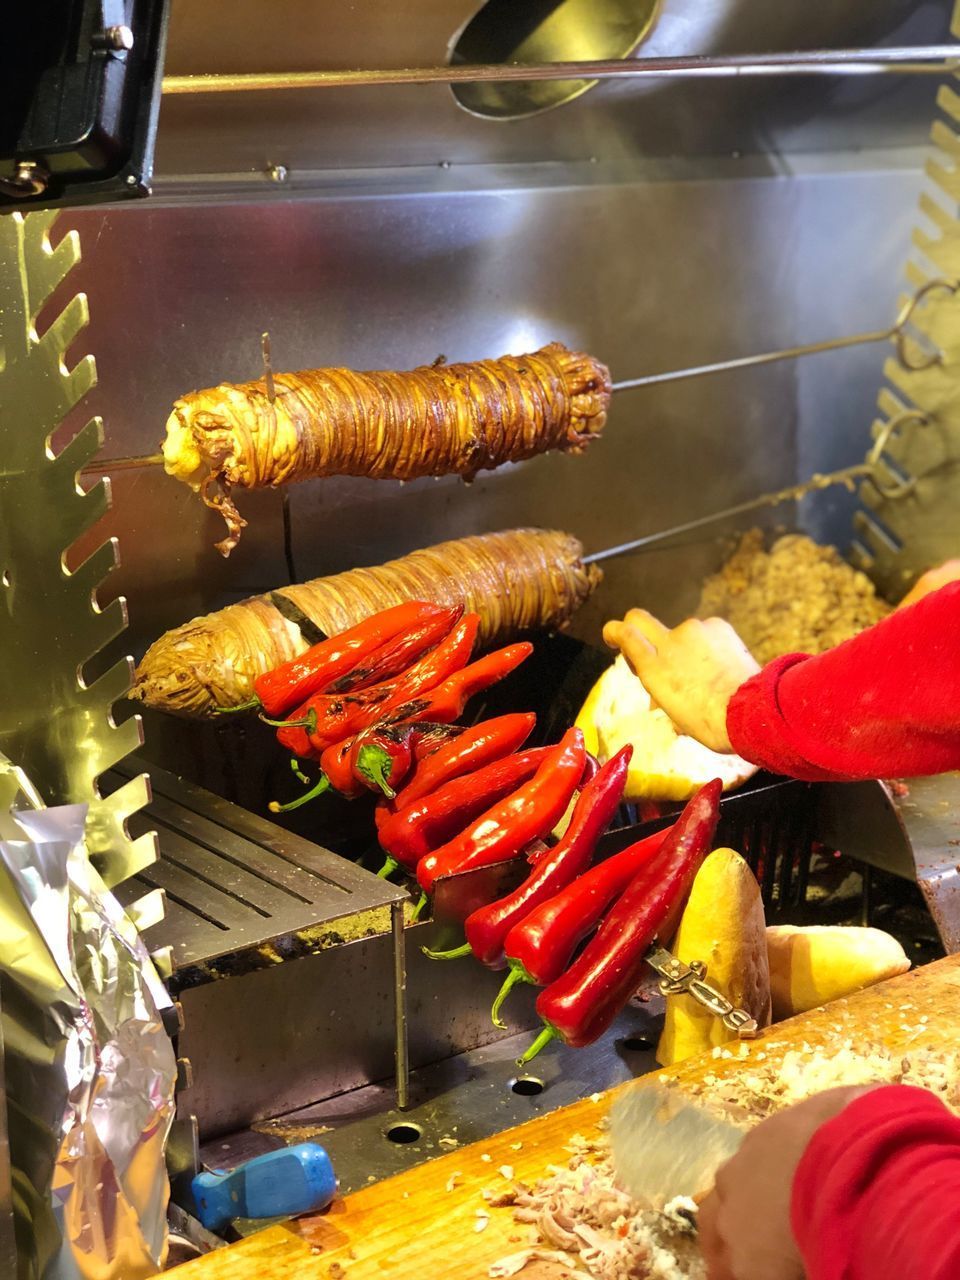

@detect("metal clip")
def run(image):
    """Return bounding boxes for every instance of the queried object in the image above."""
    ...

[646,944,760,1039]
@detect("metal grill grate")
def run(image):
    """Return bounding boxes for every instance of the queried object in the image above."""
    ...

[108,758,406,975]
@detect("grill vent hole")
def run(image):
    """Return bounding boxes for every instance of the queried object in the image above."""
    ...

[619,1035,654,1052]
[509,1075,545,1096]
[385,1122,423,1144]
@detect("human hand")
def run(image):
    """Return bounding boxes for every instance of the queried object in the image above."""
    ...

[897,559,960,610]
[697,1086,879,1280]
[601,611,759,754]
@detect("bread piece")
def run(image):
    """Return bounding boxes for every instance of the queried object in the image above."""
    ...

[657,848,771,1067]
[766,924,911,1020]
[579,657,757,802]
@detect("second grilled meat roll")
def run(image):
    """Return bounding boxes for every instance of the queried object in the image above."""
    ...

[131,528,601,718]
[163,342,612,554]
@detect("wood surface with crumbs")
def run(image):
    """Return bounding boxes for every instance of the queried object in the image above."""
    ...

[170,954,960,1280]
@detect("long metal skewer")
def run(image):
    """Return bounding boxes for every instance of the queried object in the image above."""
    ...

[82,279,956,474]
[583,410,929,566]
[610,277,957,392]
[161,46,960,96]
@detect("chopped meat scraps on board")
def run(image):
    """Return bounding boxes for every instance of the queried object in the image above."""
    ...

[488,1046,959,1279]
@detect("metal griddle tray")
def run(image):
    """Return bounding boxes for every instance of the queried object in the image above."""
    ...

[108,757,406,980]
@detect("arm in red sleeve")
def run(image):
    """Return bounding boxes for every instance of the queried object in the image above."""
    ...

[792,1084,960,1280]
[726,580,960,781]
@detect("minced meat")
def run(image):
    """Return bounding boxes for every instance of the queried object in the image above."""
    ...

[697,530,891,664]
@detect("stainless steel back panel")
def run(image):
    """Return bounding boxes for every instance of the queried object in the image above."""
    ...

[156,0,952,178]
[0,993,16,1280]
[63,163,923,668]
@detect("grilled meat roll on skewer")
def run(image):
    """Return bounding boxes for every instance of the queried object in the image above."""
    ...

[132,528,601,718]
[162,343,611,554]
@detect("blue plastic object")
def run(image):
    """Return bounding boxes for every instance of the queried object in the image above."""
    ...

[191,1142,338,1231]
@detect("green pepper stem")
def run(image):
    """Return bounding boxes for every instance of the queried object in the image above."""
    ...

[290,758,312,786]
[259,707,317,732]
[411,892,428,921]
[491,965,529,1030]
[268,775,330,813]
[516,1024,558,1066]
[213,697,261,715]
[355,745,396,799]
[421,942,472,961]
[376,856,399,879]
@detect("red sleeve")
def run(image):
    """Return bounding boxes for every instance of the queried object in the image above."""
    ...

[791,1084,960,1280]
[725,580,960,781]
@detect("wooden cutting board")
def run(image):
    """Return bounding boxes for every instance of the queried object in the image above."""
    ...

[170,954,960,1280]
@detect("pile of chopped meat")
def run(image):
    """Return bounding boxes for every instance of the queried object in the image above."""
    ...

[697,529,891,664]
[489,1044,958,1279]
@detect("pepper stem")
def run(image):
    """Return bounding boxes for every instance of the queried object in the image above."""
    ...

[421,942,472,961]
[491,965,527,1030]
[259,707,317,732]
[376,856,399,879]
[411,892,428,921]
[290,758,312,785]
[516,1024,558,1066]
[213,697,261,715]
[355,745,396,799]
[268,775,330,813]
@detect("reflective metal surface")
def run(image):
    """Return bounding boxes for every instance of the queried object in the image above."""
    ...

[199,1005,663,1198]
[0,990,15,1280]
[449,0,661,119]
[815,773,960,953]
[0,211,153,889]
[175,920,544,1139]
[851,61,960,594]
[156,0,952,179]
[110,759,405,971]
[62,162,924,665]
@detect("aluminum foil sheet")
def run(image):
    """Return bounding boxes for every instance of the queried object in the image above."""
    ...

[0,787,176,1279]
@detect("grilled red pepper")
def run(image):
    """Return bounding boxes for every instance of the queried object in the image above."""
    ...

[247,601,444,717]
[320,738,366,799]
[519,778,722,1063]
[388,713,537,813]
[376,748,552,875]
[423,746,632,974]
[270,614,480,752]
[493,825,671,1019]
[526,750,603,866]
[416,728,586,896]
[373,642,533,734]
[270,723,456,812]
[326,608,462,695]
[352,721,460,797]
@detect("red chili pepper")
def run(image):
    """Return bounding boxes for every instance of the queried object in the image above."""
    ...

[519,779,722,1063]
[375,642,533,733]
[249,601,444,717]
[423,747,632,978]
[352,721,460,798]
[269,615,480,753]
[320,738,366,799]
[376,748,552,876]
[493,826,671,1018]
[525,749,603,866]
[416,728,586,897]
[270,722,457,812]
[326,608,462,695]
[579,751,601,787]
[389,713,537,813]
